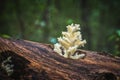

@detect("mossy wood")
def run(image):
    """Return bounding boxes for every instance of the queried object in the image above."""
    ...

[0,37,120,80]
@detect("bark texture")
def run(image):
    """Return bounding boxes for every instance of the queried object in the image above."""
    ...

[0,37,120,80]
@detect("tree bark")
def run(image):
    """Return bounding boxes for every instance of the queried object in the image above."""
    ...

[0,37,120,80]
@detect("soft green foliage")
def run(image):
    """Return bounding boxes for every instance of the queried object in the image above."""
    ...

[0,34,11,38]
[108,30,120,56]
[0,0,120,56]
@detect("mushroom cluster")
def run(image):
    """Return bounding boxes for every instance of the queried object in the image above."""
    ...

[54,24,86,59]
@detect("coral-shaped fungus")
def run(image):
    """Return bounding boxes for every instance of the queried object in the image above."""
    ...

[1,56,14,76]
[54,24,86,59]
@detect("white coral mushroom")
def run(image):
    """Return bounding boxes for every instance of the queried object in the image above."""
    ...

[1,56,14,76]
[54,23,86,59]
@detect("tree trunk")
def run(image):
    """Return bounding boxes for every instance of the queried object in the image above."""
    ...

[0,37,120,80]
[42,0,51,42]
[14,0,26,39]
[0,0,9,34]
[80,0,92,49]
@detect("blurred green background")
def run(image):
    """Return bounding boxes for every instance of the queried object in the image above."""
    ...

[0,0,120,56]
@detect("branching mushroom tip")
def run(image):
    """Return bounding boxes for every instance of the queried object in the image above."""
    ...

[54,23,86,59]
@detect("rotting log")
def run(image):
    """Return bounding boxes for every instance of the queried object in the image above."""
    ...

[0,37,120,80]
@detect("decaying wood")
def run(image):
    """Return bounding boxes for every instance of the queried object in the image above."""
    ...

[0,37,120,80]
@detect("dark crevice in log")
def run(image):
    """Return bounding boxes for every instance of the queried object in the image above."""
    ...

[0,50,51,80]
[94,72,117,80]
[0,50,30,80]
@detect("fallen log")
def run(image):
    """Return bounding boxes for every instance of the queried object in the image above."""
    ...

[0,37,120,80]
